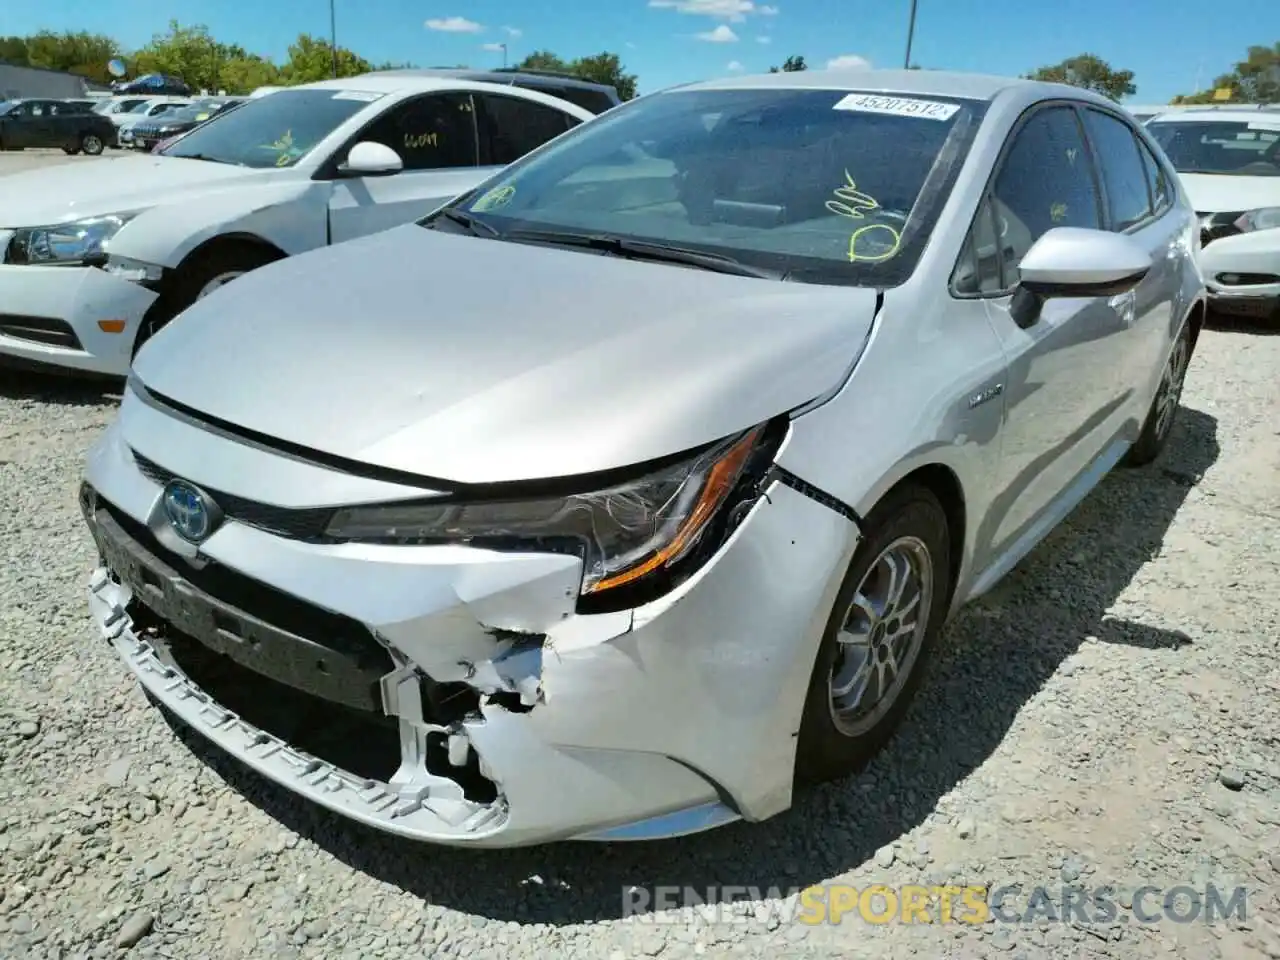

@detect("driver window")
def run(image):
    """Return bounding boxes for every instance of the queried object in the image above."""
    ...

[29,103,45,117]
[990,106,1103,288]
[358,93,478,171]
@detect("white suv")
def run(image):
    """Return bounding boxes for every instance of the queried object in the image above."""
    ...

[0,76,594,375]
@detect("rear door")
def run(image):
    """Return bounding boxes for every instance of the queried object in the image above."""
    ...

[976,103,1133,557]
[472,90,583,177]
[327,91,483,243]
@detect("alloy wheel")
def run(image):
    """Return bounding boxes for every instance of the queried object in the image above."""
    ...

[829,536,934,738]
[1154,332,1189,441]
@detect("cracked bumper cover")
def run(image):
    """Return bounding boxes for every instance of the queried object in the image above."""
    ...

[82,415,857,847]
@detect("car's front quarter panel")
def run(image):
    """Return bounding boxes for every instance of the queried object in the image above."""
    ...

[775,281,1008,613]
[109,178,332,269]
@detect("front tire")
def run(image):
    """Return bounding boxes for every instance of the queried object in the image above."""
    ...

[80,133,105,156]
[133,243,283,358]
[795,483,951,785]
[1123,321,1191,467]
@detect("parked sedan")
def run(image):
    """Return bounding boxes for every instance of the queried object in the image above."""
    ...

[0,99,116,154]
[0,75,594,376]
[1148,109,1280,322]
[80,69,1205,847]
[132,100,242,153]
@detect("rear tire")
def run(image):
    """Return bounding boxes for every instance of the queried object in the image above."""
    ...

[80,133,105,156]
[795,483,951,785]
[133,243,283,358]
[1123,321,1191,467]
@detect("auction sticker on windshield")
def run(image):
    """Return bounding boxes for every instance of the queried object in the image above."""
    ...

[832,94,959,121]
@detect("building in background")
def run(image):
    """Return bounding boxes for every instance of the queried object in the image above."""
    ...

[0,61,110,101]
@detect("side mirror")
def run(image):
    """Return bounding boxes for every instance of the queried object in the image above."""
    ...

[1010,227,1153,328]
[338,141,403,177]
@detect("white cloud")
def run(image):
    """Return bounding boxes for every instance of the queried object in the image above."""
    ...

[503,25,522,37]
[759,4,779,13]
[425,16,484,33]
[480,42,506,52]
[696,24,739,42]
[826,54,872,70]
[650,0,765,22]
[625,41,637,48]
[755,35,771,44]
[727,60,744,71]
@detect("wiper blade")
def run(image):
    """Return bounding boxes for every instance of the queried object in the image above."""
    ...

[504,229,780,280]
[431,208,500,236]
[171,153,241,166]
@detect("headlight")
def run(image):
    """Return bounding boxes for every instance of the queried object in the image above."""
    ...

[6,214,135,265]
[325,424,777,602]
[1234,207,1280,233]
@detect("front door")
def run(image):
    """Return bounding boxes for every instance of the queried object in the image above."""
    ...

[327,92,486,244]
[979,105,1133,558]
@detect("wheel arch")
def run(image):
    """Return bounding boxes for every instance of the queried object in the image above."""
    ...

[866,462,968,609]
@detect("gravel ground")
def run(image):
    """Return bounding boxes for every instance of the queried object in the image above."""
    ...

[1,286,1278,954]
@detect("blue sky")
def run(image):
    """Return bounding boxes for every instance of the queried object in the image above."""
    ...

[9,0,1275,103]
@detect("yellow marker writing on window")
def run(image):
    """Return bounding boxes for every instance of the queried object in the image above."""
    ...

[827,170,902,262]
[825,170,880,220]
[472,184,516,212]
[1050,202,1068,222]
[405,132,439,149]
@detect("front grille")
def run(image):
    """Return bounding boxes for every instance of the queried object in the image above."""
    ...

[132,449,336,540]
[0,314,82,348]
[94,495,395,687]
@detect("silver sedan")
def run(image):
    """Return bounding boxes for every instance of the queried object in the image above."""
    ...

[80,68,1205,847]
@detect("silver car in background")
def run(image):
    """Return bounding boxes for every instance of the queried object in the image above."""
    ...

[80,69,1205,848]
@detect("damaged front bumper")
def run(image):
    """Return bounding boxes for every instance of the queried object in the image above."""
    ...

[81,410,858,848]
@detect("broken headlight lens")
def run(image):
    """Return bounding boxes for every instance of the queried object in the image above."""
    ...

[324,425,767,596]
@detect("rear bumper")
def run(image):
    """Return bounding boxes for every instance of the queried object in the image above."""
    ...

[81,402,858,847]
[0,264,157,375]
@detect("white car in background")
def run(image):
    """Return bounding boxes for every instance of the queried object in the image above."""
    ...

[1148,108,1280,323]
[0,75,595,376]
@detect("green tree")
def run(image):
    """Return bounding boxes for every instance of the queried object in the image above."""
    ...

[569,52,638,100]
[1171,42,1280,104]
[278,33,372,84]
[1025,53,1136,101]
[12,30,122,83]
[769,54,808,73]
[217,55,281,94]
[131,20,224,89]
[515,49,638,100]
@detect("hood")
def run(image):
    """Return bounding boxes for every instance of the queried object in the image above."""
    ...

[133,225,879,486]
[0,156,265,227]
[1179,173,1280,214]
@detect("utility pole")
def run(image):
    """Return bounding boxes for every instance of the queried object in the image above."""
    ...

[903,0,918,70]
[329,0,338,77]
[500,43,508,69]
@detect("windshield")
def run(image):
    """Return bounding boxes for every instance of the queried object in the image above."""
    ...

[442,87,985,287]
[1149,120,1280,176]
[0,102,16,116]
[162,88,381,168]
